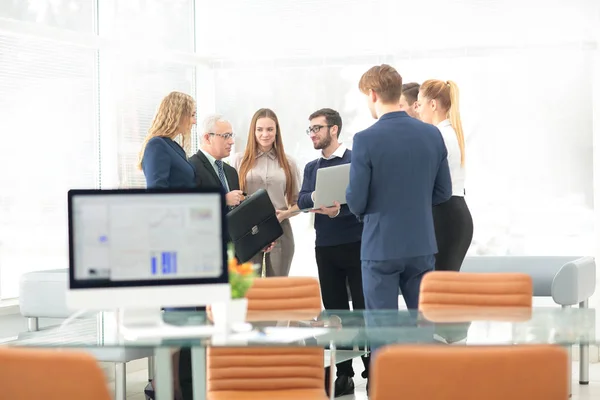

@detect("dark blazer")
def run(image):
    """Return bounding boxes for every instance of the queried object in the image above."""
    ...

[346,111,452,261]
[188,150,240,191]
[141,136,196,189]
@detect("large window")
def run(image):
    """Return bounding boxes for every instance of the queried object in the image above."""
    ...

[0,34,98,298]
[98,55,197,188]
[210,0,599,277]
[98,0,195,52]
[98,0,197,189]
[394,49,594,256]
[0,0,96,32]
[212,49,595,279]
[0,0,199,298]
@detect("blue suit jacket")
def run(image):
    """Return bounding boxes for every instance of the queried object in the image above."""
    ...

[346,111,452,261]
[141,137,196,189]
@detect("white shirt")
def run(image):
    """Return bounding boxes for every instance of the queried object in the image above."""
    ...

[321,143,347,160]
[437,119,465,197]
[200,148,230,192]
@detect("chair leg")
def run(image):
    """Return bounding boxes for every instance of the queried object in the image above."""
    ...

[329,341,336,400]
[27,317,39,332]
[114,362,127,400]
[579,299,589,385]
[562,304,572,397]
[148,356,155,381]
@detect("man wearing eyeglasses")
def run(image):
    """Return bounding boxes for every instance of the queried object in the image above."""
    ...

[188,114,246,207]
[176,114,273,400]
[297,108,369,397]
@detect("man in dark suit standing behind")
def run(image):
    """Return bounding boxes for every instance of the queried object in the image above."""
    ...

[346,64,452,311]
[176,114,245,400]
[189,114,245,207]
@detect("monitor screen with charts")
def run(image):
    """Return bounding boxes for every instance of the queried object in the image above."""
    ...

[68,188,229,289]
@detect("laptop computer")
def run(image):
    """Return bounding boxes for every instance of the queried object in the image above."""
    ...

[292,163,351,214]
[313,163,351,208]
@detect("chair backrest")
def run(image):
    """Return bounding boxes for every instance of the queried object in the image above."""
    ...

[207,346,324,392]
[0,347,111,400]
[245,276,322,321]
[246,276,322,312]
[419,271,533,321]
[372,345,568,400]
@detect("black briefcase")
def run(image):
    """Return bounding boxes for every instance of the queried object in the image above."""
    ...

[226,188,284,263]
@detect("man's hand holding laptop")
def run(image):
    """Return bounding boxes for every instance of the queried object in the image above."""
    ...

[311,198,341,218]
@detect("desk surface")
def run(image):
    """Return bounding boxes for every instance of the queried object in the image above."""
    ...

[7,307,597,349]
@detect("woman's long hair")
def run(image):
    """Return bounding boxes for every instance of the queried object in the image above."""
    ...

[238,108,296,206]
[420,79,465,166]
[137,91,196,170]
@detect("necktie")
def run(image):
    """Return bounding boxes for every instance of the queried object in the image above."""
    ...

[214,160,229,192]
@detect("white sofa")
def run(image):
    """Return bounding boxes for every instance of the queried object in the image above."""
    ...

[461,255,596,385]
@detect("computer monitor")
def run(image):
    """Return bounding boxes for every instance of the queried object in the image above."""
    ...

[67,188,231,330]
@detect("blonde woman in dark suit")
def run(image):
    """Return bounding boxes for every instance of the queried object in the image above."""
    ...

[139,91,197,400]
[139,91,197,189]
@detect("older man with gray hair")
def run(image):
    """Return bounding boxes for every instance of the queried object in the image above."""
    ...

[177,114,274,400]
[188,113,245,206]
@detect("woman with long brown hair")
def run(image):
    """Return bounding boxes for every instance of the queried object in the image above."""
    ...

[417,80,473,273]
[138,91,197,189]
[231,108,301,277]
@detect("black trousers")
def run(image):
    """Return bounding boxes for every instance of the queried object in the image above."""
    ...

[316,241,369,377]
[433,196,473,272]
[432,195,473,342]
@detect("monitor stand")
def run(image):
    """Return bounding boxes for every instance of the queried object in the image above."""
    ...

[117,308,217,340]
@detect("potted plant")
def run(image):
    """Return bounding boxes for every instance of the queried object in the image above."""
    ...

[212,244,258,327]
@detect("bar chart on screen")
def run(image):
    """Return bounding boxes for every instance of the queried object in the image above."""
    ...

[150,251,178,275]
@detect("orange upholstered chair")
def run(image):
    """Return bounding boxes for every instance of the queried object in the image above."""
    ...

[419,271,533,321]
[207,276,326,400]
[0,347,111,400]
[206,276,322,322]
[245,276,322,321]
[207,347,327,400]
[371,345,568,400]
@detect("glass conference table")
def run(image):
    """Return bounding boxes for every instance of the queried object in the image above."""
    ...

[8,307,598,400]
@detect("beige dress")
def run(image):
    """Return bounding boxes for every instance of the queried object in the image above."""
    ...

[230,149,301,276]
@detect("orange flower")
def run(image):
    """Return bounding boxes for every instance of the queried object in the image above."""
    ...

[227,256,256,278]
[238,263,254,276]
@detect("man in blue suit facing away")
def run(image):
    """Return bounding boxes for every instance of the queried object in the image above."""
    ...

[346,64,452,311]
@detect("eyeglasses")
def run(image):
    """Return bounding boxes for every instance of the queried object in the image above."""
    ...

[305,125,333,135]
[209,132,235,140]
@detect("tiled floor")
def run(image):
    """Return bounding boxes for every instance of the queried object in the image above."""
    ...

[114,357,600,399]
